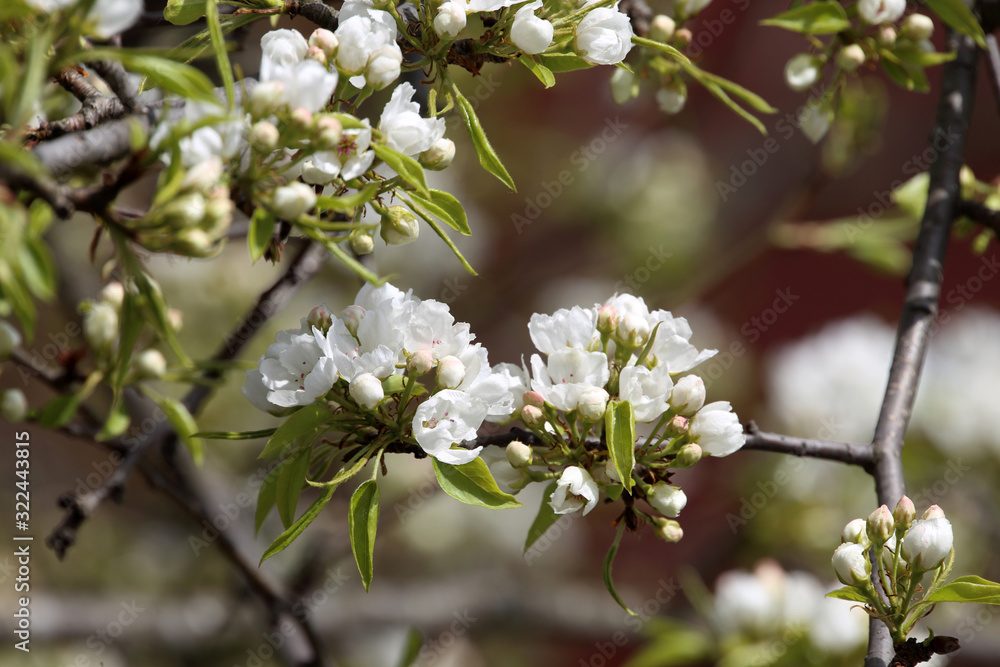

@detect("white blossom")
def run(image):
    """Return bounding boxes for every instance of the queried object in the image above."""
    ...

[0,389,28,423]
[260,29,309,82]
[379,83,447,156]
[689,401,744,457]
[528,306,598,355]
[87,0,143,39]
[84,302,119,351]
[511,1,554,55]
[335,15,395,76]
[832,542,871,585]
[366,44,403,90]
[434,1,468,38]
[530,348,610,412]
[0,320,21,359]
[647,483,686,517]
[549,466,599,515]
[272,182,317,220]
[858,0,906,25]
[669,375,705,415]
[308,121,376,182]
[349,372,385,409]
[258,330,338,407]
[619,364,673,422]
[575,7,634,65]
[413,389,487,464]
[901,518,954,571]
[785,54,821,92]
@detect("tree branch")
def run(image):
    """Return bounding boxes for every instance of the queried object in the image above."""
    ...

[741,422,874,471]
[864,29,979,667]
[956,198,1000,236]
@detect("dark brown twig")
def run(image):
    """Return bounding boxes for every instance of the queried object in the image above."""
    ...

[956,198,1000,236]
[864,29,979,667]
[742,422,875,471]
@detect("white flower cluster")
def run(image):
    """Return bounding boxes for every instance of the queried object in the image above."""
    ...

[244,282,517,465]
[26,0,142,39]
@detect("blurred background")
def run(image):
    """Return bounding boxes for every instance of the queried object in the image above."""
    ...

[4,0,1000,665]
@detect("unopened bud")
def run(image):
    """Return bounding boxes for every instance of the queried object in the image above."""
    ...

[349,231,375,255]
[314,115,343,151]
[0,389,28,423]
[309,28,338,60]
[656,80,687,115]
[894,495,916,531]
[837,44,866,72]
[649,14,676,43]
[84,302,119,352]
[407,349,434,376]
[366,45,403,91]
[180,156,224,194]
[135,349,167,379]
[647,483,687,518]
[673,28,692,50]
[167,308,184,332]
[163,192,207,227]
[250,121,280,153]
[248,80,286,118]
[597,306,619,335]
[669,375,705,415]
[577,387,609,421]
[272,181,317,221]
[867,505,895,545]
[434,1,467,38]
[307,306,333,333]
[436,355,466,389]
[654,518,683,543]
[289,106,313,133]
[350,372,384,409]
[877,25,897,48]
[616,312,650,348]
[0,320,22,359]
[523,390,545,408]
[176,228,214,256]
[305,45,327,66]
[842,518,870,546]
[921,505,946,520]
[340,304,365,336]
[673,443,702,468]
[665,414,689,437]
[379,206,420,245]
[521,404,544,427]
[901,13,934,41]
[506,440,533,468]
[610,68,637,106]
[784,53,821,92]
[99,282,126,311]
[419,138,456,170]
[832,543,871,585]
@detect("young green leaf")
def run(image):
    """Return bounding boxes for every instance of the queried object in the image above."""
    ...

[432,458,523,509]
[925,0,987,49]
[604,522,636,615]
[452,85,516,191]
[76,50,219,105]
[96,402,131,441]
[825,586,869,603]
[407,189,472,236]
[524,482,560,553]
[402,197,478,275]
[112,292,144,396]
[164,0,208,25]
[537,53,596,73]
[276,447,313,528]
[205,0,236,108]
[605,400,636,494]
[395,627,425,667]
[259,403,332,459]
[925,575,1000,604]
[349,479,381,592]
[260,487,335,563]
[372,144,430,197]
[194,428,277,440]
[247,208,275,263]
[519,55,556,88]
[36,394,81,428]
[155,395,204,465]
[759,1,852,34]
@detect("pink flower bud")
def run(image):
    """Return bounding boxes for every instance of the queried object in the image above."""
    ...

[340,305,365,336]
[407,349,434,377]
[307,306,333,332]
[523,390,545,408]
[921,505,946,520]
[521,404,544,427]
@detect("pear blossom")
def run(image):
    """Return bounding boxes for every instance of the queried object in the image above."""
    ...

[619,364,673,422]
[339,0,397,36]
[858,0,906,25]
[152,101,246,169]
[378,83,447,156]
[413,389,487,464]
[0,389,28,423]
[511,1,554,55]
[669,375,705,415]
[575,7,634,65]
[832,542,870,585]
[260,29,309,81]
[785,54,821,92]
[528,306,599,355]
[420,138,456,170]
[434,1,468,38]
[272,182,317,220]
[689,401,744,456]
[0,320,21,359]
[550,466,599,515]
[335,15,395,76]
[349,372,385,409]
[577,386,610,421]
[901,517,953,571]
[308,122,376,181]
[530,348,611,412]
[366,44,403,90]
[466,0,520,11]
[506,441,533,468]
[84,302,119,352]
[841,518,870,546]
[647,483,686,517]
[454,346,516,422]
[257,330,338,407]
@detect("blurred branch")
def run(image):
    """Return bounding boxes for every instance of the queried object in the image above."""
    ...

[28,67,128,142]
[291,0,339,31]
[47,241,327,558]
[956,198,1000,236]
[741,422,874,472]
[865,29,979,667]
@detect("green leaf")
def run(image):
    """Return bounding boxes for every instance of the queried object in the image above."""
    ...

[316,182,379,213]
[407,189,472,236]
[759,1,852,34]
[395,627,425,667]
[631,36,692,66]
[205,0,236,108]
[880,52,930,92]
[260,487,334,563]
[321,238,383,284]
[76,49,219,105]
[693,75,769,134]
[401,196,478,275]
[606,400,636,495]
[113,292,144,395]
[452,85,516,191]
[164,0,207,25]
[624,624,712,667]
[519,55,556,88]
[247,208,275,263]
[194,428,277,440]
[36,394,80,428]
[537,53,595,73]
[825,586,869,603]
[255,457,285,533]
[690,69,777,114]
[432,458,523,509]
[893,46,956,67]
[259,403,332,459]
[156,396,204,465]
[926,575,1000,604]
[604,521,636,615]
[524,482,560,553]
[349,479,381,592]
[306,450,373,488]
[276,447,312,528]
[925,0,987,49]
[372,144,430,197]
[18,239,56,300]
[605,484,624,501]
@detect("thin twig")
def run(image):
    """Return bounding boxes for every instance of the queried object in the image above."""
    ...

[864,29,979,667]
[742,422,874,471]
[956,198,1000,236]
[90,59,141,112]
